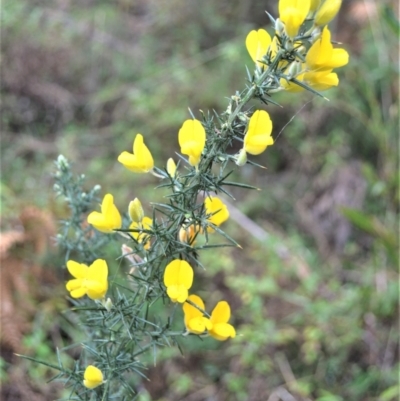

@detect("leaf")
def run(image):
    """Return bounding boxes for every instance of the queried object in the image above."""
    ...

[379,385,400,401]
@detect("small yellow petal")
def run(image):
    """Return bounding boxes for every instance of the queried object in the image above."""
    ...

[69,287,87,299]
[315,0,342,26]
[279,0,311,38]
[187,316,212,334]
[209,323,236,341]
[86,281,108,300]
[210,301,231,324]
[245,29,272,68]
[87,259,108,283]
[167,285,189,303]
[310,0,321,12]
[183,294,205,321]
[66,260,87,279]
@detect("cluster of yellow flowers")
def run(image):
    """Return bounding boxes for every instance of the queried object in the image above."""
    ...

[63,0,348,389]
[247,0,348,92]
[66,122,236,333]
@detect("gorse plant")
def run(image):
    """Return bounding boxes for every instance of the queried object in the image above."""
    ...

[35,1,349,399]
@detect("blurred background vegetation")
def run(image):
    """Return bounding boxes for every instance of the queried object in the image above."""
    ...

[1,0,398,400]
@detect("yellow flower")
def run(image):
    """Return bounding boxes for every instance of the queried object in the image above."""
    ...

[118,133,154,173]
[281,68,339,92]
[167,157,177,177]
[209,301,236,341]
[178,119,206,167]
[163,259,193,303]
[66,259,108,300]
[279,0,311,38]
[87,194,122,233]
[245,29,272,68]
[306,26,348,72]
[129,216,153,250]
[179,223,201,245]
[83,365,104,389]
[128,198,144,223]
[204,197,229,232]
[183,294,212,334]
[244,110,274,155]
[315,0,342,26]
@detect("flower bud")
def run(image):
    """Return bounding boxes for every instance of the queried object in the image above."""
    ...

[235,148,247,167]
[274,18,285,36]
[286,60,302,79]
[128,198,144,223]
[167,158,177,178]
[315,0,342,26]
[103,297,113,312]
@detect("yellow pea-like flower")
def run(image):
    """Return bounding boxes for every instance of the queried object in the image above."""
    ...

[245,29,272,68]
[66,259,108,300]
[178,119,206,167]
[315,0,342,26]
[306,26,349,72]
[208,301,236,341]
[204,197,229,233]
[83,365,104,389]
[163,259,193,303]
[243,110,274,156]
[279,0,311,38]
[183,294,212,334]
[87,194,122,233]
[118,133,154,173]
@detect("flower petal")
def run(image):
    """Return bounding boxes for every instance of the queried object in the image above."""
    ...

[209,323,236,341]
[167,285,188,303]
[183,294,205,322]
[66,260,87,279]
[210,301,231,324]
[164,259,193,289]
[187,316,212,334]
[315,0,342,26]
[86,280,108,300]
[245,29,272,67]
[87,259,108,282]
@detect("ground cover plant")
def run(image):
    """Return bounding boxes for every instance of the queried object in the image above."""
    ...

[1,0,398,400]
